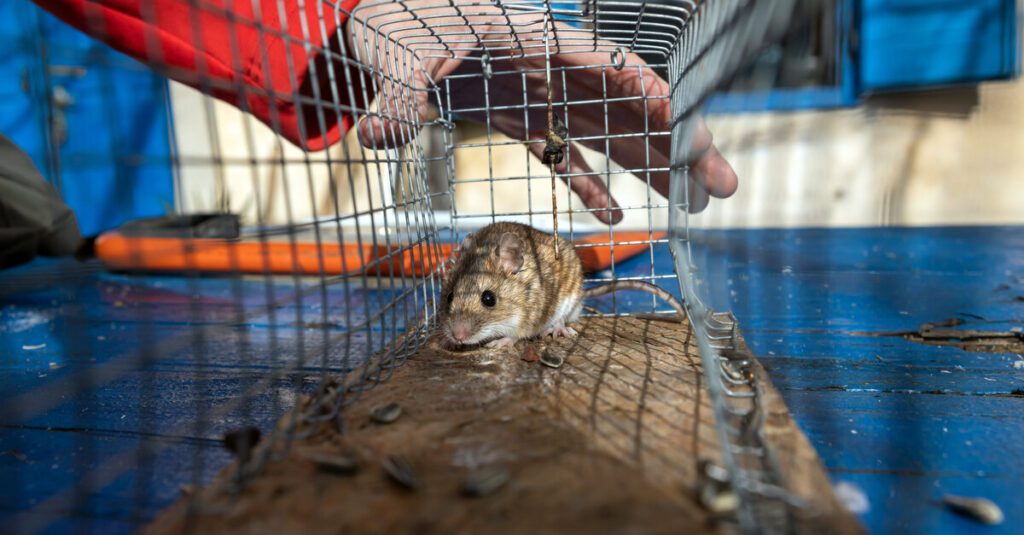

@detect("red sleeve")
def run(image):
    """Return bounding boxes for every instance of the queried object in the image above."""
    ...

[34,0,367,151]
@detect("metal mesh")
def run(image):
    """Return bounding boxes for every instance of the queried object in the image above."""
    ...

[2,1,811,533]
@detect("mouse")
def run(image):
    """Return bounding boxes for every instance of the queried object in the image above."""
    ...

[440,222,686,349]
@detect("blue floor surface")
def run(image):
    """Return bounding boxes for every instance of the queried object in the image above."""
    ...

[689,226,1024,534]
[2,226,1022,533]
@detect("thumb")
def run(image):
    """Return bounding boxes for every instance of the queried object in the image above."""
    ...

[357,47,432,150]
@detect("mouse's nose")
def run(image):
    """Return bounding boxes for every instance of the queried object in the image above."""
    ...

[451,321,472,343]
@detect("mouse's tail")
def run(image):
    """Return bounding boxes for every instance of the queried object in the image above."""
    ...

[582,281,686,320]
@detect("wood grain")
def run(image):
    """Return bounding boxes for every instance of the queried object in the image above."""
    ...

[147,316,860,534]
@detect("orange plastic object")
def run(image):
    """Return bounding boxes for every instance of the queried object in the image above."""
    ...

[94,230,665,277]
[575,231,666,272]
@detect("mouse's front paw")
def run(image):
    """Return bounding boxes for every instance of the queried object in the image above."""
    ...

[542,322,577,338]
[552,325,578,338]
[485,336,517,349]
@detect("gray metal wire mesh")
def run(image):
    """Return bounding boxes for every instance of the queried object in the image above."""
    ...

[1,1,814,533]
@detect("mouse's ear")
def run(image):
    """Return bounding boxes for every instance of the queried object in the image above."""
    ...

[458,233,474,251]
[496,232,524,274]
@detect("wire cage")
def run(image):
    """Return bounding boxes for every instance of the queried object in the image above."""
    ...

[1,0,822,533]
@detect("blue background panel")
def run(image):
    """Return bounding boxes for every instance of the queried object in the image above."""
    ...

[0,2,175,237]
[859,0,1019,92]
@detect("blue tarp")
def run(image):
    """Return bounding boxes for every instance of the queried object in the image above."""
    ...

[0,2,175,237]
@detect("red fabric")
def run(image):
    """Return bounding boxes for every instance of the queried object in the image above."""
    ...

[35,0,366,151]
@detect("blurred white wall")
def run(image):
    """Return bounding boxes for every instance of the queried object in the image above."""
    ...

[696,78,1024,228]
[170,81,394,228]
[170,75,1024,230]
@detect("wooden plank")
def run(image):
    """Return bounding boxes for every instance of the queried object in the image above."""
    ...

[677,226,1024,534]
[146,317,860,534]
[784,390,1024,534]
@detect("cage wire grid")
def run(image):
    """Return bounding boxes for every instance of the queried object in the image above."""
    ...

[2,0,812,533]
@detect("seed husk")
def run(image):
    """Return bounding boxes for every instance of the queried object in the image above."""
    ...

[461,467,510,497]
[382,455,419,490]
[222,426,261,462]
[308,453,360,476]
[941,494,1003,525]
[370,402,402,424]
[700,486,739,514]
[539,350,564,369]
[696,460,737,515]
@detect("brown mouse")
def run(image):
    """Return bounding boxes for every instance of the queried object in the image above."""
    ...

[440,222,685,348]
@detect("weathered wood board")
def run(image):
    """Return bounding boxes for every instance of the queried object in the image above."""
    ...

[147,316,860,534]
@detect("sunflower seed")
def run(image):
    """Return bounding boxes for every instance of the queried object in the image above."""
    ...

[370,402,402,424]
[461,467,510,497]
[697,460,738,515]
[222,426,261,463]
[382,455,419,490]
[941,494,1003,525]
[308,453,360,475]
[539,350,564,369]
[700,487,739,514]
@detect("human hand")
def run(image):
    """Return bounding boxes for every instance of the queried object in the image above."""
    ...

[346,1,737,221]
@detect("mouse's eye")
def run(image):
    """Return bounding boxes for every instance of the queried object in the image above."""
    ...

[446,292,454,307]
[480,290,496,308]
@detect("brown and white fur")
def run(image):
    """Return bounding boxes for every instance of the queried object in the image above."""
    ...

[440,222,685,349]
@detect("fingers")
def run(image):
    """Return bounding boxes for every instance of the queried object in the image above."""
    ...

[356,55,432,150]
[527,139,623,224]
[350,2,499,150]
[345,4,434,150]
[688,175,711,214]
[690,144,738,199]
[593,59,738,212]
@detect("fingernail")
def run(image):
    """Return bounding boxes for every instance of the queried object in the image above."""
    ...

[601,208,623,225]
[355,116,371,147]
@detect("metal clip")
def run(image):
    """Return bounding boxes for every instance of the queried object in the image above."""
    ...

[481,53,493,80]
[611,47,627,71]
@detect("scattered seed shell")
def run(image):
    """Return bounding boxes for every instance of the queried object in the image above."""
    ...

[382,455,419,490]
[222,427,261,461]
[697,478,738,515]
[308,453,360,475]
[462,467,510,497]
[696,460,738,515]
[370,403,403,424]
[539,350,564,369]
[700,488,739,514]
[941,494,1003,525]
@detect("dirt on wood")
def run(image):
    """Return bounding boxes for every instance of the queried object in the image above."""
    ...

[856,317,1024,353]
[147,316,860,535]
